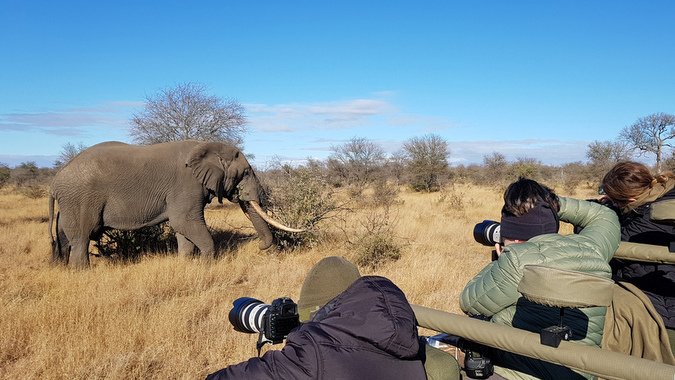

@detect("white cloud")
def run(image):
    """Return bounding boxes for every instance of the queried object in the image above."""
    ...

[448,139,590,165]
[0,102,139,135]
[372,90,398,97]
[246,98,399,132]
[386,115,455,131]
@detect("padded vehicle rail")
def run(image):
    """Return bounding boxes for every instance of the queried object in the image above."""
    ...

[412,304,675,380]
[614,241,675,264]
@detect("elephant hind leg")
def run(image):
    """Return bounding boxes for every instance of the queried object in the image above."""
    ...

[51,234,70,265]
[51,213,70,265]
[56,203,100,268]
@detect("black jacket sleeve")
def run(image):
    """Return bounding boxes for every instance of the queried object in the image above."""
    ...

[205,330,319,380]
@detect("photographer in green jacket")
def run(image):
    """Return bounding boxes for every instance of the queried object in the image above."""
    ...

[460,178,620,380]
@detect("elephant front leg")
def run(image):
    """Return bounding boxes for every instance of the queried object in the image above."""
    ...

[175,229,215,259]
[176,233,197,257]
[69,238,91,268]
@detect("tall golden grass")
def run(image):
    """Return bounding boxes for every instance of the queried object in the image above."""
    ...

[0,183,597,379]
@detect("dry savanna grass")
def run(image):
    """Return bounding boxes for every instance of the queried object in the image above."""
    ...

[0,183,598,379]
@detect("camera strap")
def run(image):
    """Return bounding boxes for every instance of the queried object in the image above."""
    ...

[256,332,266,357]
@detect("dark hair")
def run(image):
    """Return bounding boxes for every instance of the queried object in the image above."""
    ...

[601,162,662,203]
[502,177,559,217]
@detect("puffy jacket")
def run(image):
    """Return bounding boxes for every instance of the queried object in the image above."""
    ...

[460,197,620,380]
[612,186,675,329]
[206,276,426,380]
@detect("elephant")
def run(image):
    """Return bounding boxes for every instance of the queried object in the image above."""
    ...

[48,140,302,268]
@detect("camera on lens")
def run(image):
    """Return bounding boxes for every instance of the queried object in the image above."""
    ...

[473,220,501,246]
[426,334,494,379]
[229,296,300,346]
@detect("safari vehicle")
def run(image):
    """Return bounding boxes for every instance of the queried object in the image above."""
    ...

[413,240,675,380]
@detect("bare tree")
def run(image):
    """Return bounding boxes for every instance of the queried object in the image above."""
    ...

[402,134,450,192]
[129,82,248,146]
[586,140,632,165]
[509,157,542,179]
[620,112,675,172]
[482,152,508,184]
[328,137,386,189]
[586,140,632,178]
[54,142,88,169]
[483,152,507,168]
[385,149,407,186]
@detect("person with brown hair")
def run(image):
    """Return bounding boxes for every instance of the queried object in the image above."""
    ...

[600,161,675,331]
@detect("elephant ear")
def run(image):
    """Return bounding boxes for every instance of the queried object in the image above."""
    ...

[186,142,231,203]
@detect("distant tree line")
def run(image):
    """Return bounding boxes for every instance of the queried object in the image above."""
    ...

[259,134,660,196]
[256,111,675,196]
[0,161,52,198]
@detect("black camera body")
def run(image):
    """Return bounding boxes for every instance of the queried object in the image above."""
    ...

[427,334,494,379]
[229,296,300,345]
[262,297,301,344]
[464,350,494,379]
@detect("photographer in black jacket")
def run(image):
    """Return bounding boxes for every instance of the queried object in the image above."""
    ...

[206,256,459,380]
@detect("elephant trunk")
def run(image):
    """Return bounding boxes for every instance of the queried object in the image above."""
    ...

[240,201,274,250]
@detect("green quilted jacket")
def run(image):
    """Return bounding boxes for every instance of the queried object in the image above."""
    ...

[460,197,620,380]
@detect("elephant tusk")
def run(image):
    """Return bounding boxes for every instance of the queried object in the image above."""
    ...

[249,201,306,233]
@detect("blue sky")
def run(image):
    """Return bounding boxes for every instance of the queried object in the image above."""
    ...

[1,1,673,168]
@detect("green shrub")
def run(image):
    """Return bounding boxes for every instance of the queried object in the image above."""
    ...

[0,164,10,188]
[9,162,55,196]
[18,183,47,199]
[370,180,401,208]
[353,209,403,269]
[355,233,402,269]
[263,167,342,248]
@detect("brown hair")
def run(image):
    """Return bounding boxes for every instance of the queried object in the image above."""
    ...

[502,177,559,217]
[601,162,675,202]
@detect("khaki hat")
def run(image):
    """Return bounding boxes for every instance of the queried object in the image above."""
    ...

[297,256,361,321]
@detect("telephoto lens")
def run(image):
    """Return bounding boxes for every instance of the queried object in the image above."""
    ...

[228,297,269,334]
[473,220,501,246]
[228,296,300,346]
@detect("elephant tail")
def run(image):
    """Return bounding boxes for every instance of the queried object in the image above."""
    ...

[48,193,58,257]
[48,193,55,246]
[48,193,67,265]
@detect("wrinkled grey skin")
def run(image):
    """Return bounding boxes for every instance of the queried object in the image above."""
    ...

[49,140,273,268]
